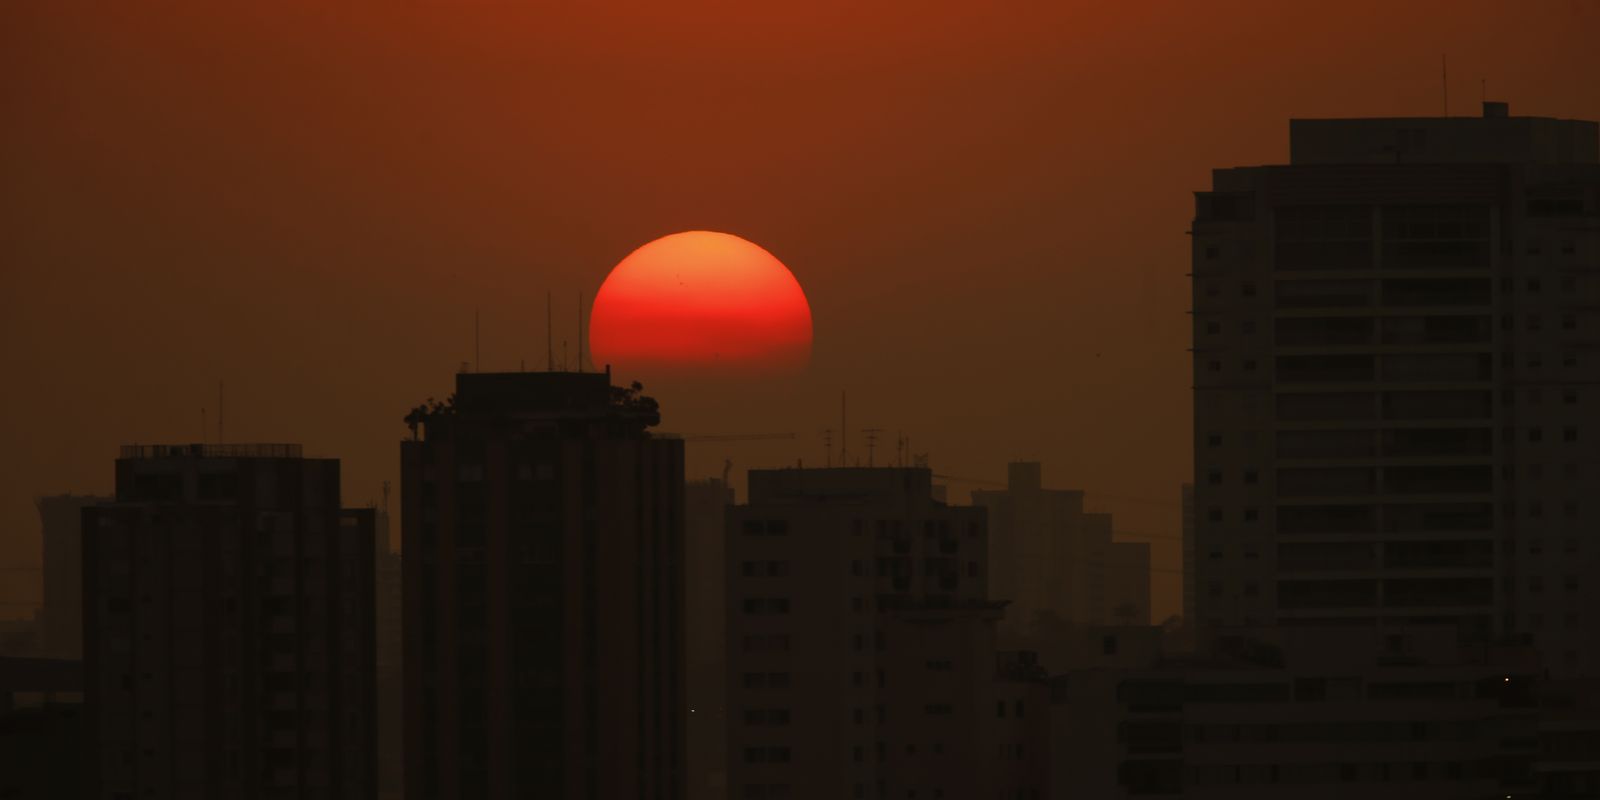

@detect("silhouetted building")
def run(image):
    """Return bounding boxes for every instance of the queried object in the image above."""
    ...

[0,656,84,800]
[974,462,1151,644]
[1535,680,1600,797]
[1050,627,1543,798]
[686,476,735,800]
[374,506,403,800]
[82,444,376,799]
[401,371,684,799]
[36,493,110,658]
[1179,482,1196,651]
[725,467,1045,799]
[1190,103,1600,676]
[0,616,42,658]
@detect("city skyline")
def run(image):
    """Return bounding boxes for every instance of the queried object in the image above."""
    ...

[9,1,1600,625]
[3,4,1600,798]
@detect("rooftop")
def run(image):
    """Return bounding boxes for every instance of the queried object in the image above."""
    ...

[119,443,303,460]
[1289,102,1597,166]
[746,467,940,505]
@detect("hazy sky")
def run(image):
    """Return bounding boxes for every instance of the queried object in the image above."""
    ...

[3,0,1598,620]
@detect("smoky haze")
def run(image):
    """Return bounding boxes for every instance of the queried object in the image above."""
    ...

[3,0,1599,622]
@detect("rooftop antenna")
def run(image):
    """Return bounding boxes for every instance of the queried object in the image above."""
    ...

[863,427,883,467]
[577,291,585,372]
[562,340,568,371]
[840,392,848,465]
[1441,54,1449,117]
[821,428,833,467]
[546,291,554,371]
[217,380,224,443]
[200,407,207,444]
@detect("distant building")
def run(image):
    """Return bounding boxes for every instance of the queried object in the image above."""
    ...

[82,444,376,799]
[0,656,84,800]
[1190,103,1600,676]
[36,493,111,658]
[0,616,42,658]
[374,505,402,800]
[1049,627,1543,798]
[973,462,1151,648]
[725,467,1046,800]
[686,476,734,800]
[401,371,685,799]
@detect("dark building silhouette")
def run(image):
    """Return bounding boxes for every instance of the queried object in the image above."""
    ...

[725,467,1046,799]
[374,504,403,800]
[1190,103,1600,676]
[973,462,1151,648]
[401,371,685,799]
[1179,482,1196,651]
[685,475,734,800]
[1050,627,1545,798]
[82,444,376,799]
[0,656,84,800]
[36,493,111,658]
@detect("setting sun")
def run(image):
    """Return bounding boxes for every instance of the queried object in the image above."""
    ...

[589,231,813,375]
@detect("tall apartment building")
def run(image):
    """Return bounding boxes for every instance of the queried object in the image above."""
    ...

[725,467,1044,800]
[82,444,376,799]
[686,476,735,800]
[1180,483,1196,650]
[36,493,111,658]
[401,371,684,799]
[974,462,1151,641]
[1190,103,1600,676]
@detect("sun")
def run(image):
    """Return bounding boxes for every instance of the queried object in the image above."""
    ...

[589,231,813,375]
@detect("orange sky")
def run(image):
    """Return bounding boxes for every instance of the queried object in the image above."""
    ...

[3,0,1598,621]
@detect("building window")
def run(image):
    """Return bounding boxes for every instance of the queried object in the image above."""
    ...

[1564,427,1578,442]
[1206,321,1221,335]
[1207,434,1222,447]
[1208,508,1223,523]
[1207,470,1222,485]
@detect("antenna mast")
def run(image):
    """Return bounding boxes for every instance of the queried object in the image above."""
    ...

[863,428,883,467]
[1441,54,1449,117]
[821,429,833,467]
[840,392,848,465]
[577,292,584,372]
